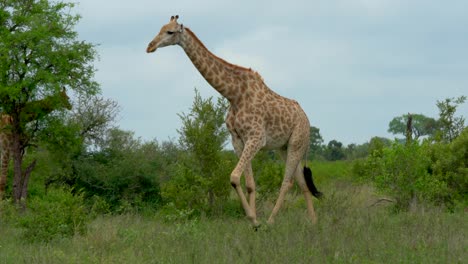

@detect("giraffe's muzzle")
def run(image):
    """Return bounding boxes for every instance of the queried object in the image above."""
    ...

[146,42,157,53]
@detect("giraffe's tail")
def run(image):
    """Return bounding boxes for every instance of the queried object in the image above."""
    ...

[303,166,323,199]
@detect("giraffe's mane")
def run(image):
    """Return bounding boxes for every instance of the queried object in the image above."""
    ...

[185,28,258,75]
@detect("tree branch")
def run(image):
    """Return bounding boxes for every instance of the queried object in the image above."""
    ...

[20,159,38,200]
[9,24,18,32]
[368,197,395,207]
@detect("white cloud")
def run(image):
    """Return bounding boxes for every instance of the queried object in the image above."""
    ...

[73,0,468,144]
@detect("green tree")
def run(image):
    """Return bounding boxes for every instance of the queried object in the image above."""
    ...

[37,95,119,193]
[70,128,162,211]
[388,114,438,140]
[436,96,466,142]
[324,140,345,161]
[308,126,323,160]
[163,90,231,214]
[0,0,98,204]
[368,137,392,157]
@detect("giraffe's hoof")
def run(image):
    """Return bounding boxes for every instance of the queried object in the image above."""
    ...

[253,223,261,231]
[252,222,270,232]
[310,217,318,225]
[267,218,275,225]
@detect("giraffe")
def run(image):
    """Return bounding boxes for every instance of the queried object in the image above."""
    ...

[146,16,322,226]
[0,88,71,199]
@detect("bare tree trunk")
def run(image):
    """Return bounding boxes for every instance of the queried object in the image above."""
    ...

[12,133,23,204]
[20,159,37,203]
[11,132,36,209]
[406,113,413,145]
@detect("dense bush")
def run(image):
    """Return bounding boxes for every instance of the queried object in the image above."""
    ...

[429,127,468,205]
[18,188,88,242]
[71,129,163,211]
[161,91,232,216]
[252,150,284,196]
[161,152,236,216]
[354,128,468,210]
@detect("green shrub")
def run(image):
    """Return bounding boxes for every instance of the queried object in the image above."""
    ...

[161,153,235,216]
[354,141,451,210]
[18,188,88,242]
[0,199,20,225]
[254,151,284,196]
[72,130,162,211]
[429,128,468,206]
[161,91,233,216]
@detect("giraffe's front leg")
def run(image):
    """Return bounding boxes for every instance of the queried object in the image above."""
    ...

[230,139,263,227]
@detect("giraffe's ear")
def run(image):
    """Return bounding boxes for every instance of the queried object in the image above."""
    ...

[179,24,184,33]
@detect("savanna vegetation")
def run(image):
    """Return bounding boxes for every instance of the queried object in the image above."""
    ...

[1,1,467,263]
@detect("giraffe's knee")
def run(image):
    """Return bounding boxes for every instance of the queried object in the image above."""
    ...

[245,178,255,194]
[230,172,241,189]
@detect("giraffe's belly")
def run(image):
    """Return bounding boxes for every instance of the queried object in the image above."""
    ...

[234,123,290,150]
[262,136,288,150]
[261,125,293,150]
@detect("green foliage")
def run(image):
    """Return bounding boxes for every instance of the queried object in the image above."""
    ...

[354,136,467,210]
[18,188,88,242]
[0,0,99,203]
[324,139,345,161]
[253,150,284,196]
[1,182,466,263]
[429,127,468,205]
[368,136,392,157]
[0,0,99,100]
[379,142,448,209]
[308,126,324,160]
[436,96,466,142]
[162,90,232,215]
[72,129,162,211]
[37,95,121,193]
[388,114,438,139]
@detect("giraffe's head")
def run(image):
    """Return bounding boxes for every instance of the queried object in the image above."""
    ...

[146,15,184,53]
[58,87,72,110]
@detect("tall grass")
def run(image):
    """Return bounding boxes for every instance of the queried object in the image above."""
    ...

[1,172,466,263]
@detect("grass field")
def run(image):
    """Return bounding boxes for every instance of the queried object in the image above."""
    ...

[0,161,466,263]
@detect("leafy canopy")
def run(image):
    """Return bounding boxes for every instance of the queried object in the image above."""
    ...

[388,114,437,140]
[0,0,99,115]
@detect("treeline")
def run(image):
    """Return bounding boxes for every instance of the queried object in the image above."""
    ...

[352,96,467,211]
[1,78,465,242]
[310,96,467,162]
[2,88,466,242]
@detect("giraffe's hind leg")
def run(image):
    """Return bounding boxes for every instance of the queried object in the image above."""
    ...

[267,148,302,224]
[267,120,310,224]
[294,164,317,224]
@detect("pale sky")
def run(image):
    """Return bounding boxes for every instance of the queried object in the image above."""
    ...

[74,0,468,145]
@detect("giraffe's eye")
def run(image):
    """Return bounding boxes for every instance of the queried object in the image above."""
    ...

[167,31,174,35]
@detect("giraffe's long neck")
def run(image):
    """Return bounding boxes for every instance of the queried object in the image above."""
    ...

[180,28,251,103]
